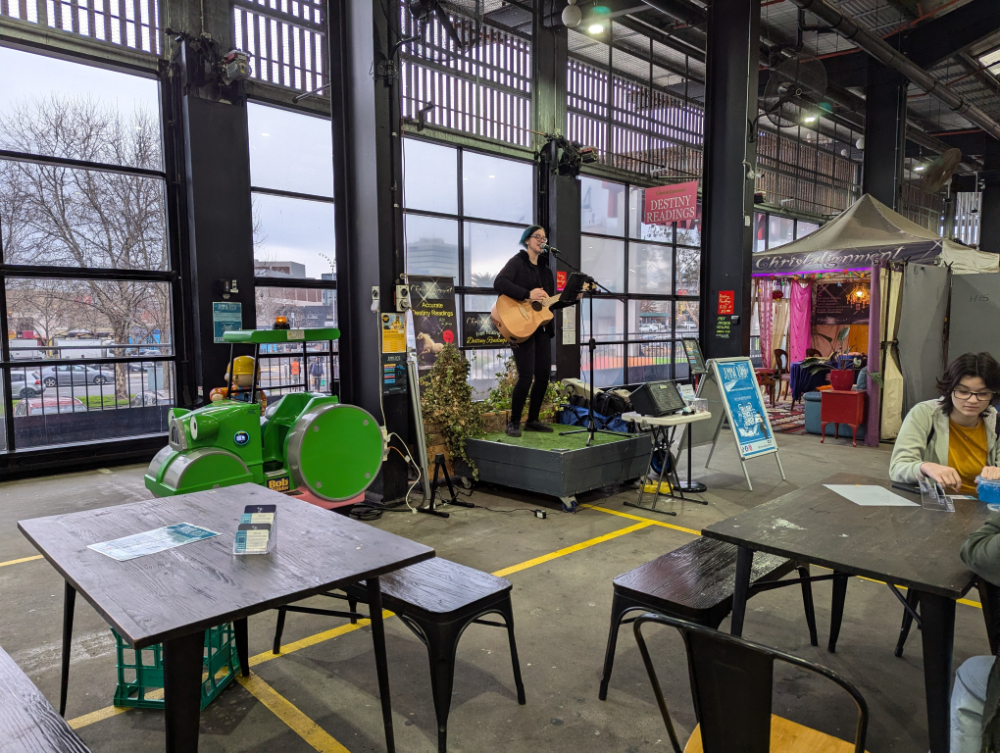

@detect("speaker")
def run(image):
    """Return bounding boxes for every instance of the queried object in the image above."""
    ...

[629,380,686,417]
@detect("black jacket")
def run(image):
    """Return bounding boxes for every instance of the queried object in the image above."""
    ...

[494,250,568,338]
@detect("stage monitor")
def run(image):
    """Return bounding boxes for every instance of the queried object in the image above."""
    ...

[629,380,686,418]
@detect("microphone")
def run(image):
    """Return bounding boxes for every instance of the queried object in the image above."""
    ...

[542,243,562,256]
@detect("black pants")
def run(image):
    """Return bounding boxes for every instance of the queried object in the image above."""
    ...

[510,332,552,424]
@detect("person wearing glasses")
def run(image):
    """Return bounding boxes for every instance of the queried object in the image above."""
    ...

[890,351,1000,493]
[494,225,575,437]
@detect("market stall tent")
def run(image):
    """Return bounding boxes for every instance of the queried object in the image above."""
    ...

[751,194,998,276]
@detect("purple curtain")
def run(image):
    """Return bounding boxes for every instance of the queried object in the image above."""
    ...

[865,264,883,447]
[757,279,774,369]
[789,281,812,362]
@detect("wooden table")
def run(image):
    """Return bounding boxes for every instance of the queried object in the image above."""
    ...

[820,389,866,446]
[701,474,997,753]
[18,484,434,753]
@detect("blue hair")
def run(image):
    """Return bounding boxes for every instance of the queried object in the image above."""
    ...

[519,225,545,248]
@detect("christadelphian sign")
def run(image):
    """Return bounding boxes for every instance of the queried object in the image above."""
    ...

[643,181,699,225]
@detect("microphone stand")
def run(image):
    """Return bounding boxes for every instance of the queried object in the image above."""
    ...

[545,246,628,448]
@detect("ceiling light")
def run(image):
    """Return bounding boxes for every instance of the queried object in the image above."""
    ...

[588,23,605,34]
[803,114,817,124]
[914,165,926,172]
[489,175,495,178]
[561,0,582,28]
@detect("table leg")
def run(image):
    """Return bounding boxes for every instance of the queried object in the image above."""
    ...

[828,572,849,653]
[163,631,205,753]
[977,578,1000,655]
[234,618,250,677]
[676,421,707,495]
[59,581,76,716]
[918,591,956,753]
[367,577,396,753]
[820,421,827,443]
[730,546,754,637]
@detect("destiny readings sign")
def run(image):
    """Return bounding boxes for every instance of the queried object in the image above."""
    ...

[643,181,698,225]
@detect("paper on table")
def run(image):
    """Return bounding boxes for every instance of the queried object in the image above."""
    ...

[88,523,220,561]
[824,485,919,507]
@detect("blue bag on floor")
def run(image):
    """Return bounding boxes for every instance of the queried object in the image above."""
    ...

[558,405,630,434]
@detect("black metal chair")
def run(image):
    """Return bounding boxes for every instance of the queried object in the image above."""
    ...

[633,613,869,753]
[887,577,1000,658]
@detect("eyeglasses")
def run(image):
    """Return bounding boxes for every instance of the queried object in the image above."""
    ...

[953,388,996,402]
[530,233,547,242]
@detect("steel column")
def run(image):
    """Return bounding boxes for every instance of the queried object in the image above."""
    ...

[862,61,907,210]
[981,139,1000,254]
[699,0,759,359]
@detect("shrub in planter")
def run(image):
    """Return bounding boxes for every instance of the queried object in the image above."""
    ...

[483,352,561,423]
[420,345,484,479]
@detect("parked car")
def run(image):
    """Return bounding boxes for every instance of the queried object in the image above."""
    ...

[13,396,88,417]
[40,363,113,387]
[10,370,45,399]
[129,390,174,407]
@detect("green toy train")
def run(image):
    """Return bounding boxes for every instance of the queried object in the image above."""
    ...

[145,328,385,501]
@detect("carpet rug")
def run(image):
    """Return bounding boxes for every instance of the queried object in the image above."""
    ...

[767,401,808,434]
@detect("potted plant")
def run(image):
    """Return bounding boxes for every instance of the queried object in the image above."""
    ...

[420,345,485,478]
[482,353,561,432]
[802,326,856,389]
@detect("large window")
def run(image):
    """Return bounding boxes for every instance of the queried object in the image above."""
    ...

[1,0,160,54]
[753,210,821,253]
[0,45,174,451]
[249,102,338,396]
[403,137,533,397]
[579,176,700,387]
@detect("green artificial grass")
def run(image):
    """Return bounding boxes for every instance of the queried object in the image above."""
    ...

[476,428,632,451]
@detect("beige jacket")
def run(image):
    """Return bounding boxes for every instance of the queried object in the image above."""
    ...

[888,398,1000,484]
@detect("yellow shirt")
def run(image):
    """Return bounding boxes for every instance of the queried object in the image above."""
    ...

[948,420,988,495]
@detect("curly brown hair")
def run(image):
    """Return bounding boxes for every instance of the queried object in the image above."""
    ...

[936,352,1000,416]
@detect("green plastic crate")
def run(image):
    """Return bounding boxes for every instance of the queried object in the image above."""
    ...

[112,622,241,710]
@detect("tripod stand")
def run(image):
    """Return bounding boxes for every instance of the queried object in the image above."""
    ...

[548,249,628,447]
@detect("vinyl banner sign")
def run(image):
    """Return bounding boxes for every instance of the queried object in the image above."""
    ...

[714,358,777,459]
[408,276,457,372]
[752,242,940,274]
[643,181,699,225]
[463,312,507,348]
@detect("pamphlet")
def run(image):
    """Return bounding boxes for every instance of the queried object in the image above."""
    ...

[824,485,918,507]
[234,504,277,555]
[88,523,220,562]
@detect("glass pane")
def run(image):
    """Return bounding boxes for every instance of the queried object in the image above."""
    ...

[465,348,512,401]
[581,177,626,236]
[754,212,768,252]
[254,341,338,397]
[404,139,458,214]
[0,47,161,169]
[796,220,819,239]
[12,360,175,449]
[0,375,6,451]
[582,343,624,389]
[462,152,533,224]
[629,342,673,383]
[580,298,624,342]
[405,214,459,281]
[0,160,168,270]
[581,236,624,293]
[464,222,523,290]
[628,299,671,338]
[676,301,699,339]
[627,186,673,243]
[464,294,496,314]
[248,103,333,197]
[255,286,337,329]
[628,243,672,295]
[675,204,702,247]
[6,277,172,359]
[676,247,700,296]
[768,215,795,249]
[252,193,336,280]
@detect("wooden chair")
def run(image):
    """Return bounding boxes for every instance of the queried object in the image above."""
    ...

[0,644,91,752]
[805,348,822,358]
[774,349,791,402]
[272,557,526,753]
[633,613,869,753]
[598,537,818,700]
[755,369,777,406]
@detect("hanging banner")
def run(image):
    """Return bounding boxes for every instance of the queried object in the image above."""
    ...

[813,283,870,325]
[643,180,699,225]
[463,312,507,348]
[408,276,457,372]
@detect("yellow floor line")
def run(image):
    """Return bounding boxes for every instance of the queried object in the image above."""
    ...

[0,554,43,568]
[237,674,350,753]
[67,519,652,731]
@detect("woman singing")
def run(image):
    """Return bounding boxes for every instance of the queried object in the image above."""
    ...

[494,225,577,437]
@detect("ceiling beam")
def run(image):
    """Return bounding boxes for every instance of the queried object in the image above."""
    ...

[901,0,1000,69]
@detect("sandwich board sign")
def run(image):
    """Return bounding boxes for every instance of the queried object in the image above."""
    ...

[679,357,785,491]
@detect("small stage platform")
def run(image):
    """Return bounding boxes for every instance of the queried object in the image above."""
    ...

[464,430,651,511]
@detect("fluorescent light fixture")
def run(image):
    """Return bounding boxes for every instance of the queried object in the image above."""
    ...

[803,114,817,123]
[588,23,605,34]
[914,165,926,172]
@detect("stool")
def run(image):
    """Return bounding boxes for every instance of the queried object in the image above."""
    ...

[272,557,526,753]
[820,390,866,447]
[599,537,819,700]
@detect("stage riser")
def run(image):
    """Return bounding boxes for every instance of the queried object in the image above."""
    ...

[465,435,652,499]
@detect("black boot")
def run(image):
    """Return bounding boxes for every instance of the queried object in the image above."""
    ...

[506,421,522,437]
[524,420,553,433]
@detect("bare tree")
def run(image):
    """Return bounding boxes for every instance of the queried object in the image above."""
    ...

[0,95,170,399]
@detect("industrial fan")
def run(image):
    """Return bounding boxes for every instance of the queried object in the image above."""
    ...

[919,148,963,193]
[761,53,829,129]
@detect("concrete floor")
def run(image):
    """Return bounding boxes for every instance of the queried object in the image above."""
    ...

[0,431,988,752]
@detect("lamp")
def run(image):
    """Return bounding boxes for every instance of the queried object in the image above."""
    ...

[561,0,582,27]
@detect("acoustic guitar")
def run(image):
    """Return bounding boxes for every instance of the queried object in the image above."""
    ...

[491,285,590,343]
